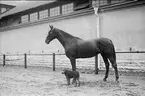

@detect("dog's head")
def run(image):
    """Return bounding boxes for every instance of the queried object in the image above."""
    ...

[62,69,70,74]
[62,69,66,74]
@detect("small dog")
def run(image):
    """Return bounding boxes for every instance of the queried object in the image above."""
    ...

[62,69,80,87]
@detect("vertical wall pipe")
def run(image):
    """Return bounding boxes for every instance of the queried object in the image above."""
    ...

[94,6,100,74]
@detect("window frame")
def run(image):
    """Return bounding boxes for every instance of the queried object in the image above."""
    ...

[49,6,60,17]
[39,9,49,19]
[30,12,38,22]
[62,3,74,14]
[21,14,29,23]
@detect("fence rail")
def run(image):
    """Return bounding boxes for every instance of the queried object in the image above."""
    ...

[0,51,145,72]
[116,51,145,53]
[0,53,97,72]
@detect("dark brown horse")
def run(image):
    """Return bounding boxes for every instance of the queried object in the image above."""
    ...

[45,25,119,82]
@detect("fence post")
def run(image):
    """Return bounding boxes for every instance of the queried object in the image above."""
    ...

[24,53,27,68]
[53,53,55,71]
[3,54,5,66]
[95,55,99,74]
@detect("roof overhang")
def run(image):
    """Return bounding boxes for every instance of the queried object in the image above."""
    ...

[0,1,56,19]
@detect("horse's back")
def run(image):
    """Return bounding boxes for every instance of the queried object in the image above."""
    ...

[97,37,113,44]
[76,37,113,52]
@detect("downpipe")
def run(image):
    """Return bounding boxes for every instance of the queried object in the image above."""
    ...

[94,6,101,71]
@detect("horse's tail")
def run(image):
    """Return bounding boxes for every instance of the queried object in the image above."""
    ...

[113,45,116,61]
[111,40,116,61]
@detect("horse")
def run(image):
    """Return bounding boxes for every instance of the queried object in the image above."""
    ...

[45,25,119,82]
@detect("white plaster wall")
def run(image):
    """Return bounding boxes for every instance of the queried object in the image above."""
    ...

[99,6,145,70]
[100,6,145,51]
[0,14,97,54]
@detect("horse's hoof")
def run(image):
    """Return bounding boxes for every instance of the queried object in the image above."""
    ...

[116,80,119,83]
[103,78,107,82]
[116,77,119,83]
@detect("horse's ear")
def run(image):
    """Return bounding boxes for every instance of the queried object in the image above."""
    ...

[49,25,53,30]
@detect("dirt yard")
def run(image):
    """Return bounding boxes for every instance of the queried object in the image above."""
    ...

[0,66,145,96]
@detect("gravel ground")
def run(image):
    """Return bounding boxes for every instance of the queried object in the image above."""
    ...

[0,65,145,96]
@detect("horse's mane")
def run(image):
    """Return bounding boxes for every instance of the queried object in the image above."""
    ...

[55,28,83,40]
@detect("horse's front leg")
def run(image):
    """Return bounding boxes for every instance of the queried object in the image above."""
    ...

[69,57,76,71]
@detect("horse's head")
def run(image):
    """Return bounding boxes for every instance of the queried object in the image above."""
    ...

[45,25,58,44]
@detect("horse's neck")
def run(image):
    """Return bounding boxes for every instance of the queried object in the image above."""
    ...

[56,29,75,48]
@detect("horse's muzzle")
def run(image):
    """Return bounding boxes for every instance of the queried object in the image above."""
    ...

[45,39,50,44]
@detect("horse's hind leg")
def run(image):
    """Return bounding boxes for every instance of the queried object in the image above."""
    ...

[108,56,119,82]
[102,55,110,81]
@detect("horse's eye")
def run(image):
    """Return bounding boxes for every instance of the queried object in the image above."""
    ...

[49,31,52,35]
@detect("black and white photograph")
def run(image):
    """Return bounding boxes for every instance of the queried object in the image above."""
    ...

[0,0,145,96]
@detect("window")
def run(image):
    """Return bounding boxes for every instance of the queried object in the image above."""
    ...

[92,0,99,7]
[30,12,38,22]
[111,0,126,4]
[99,0,107,6]
[50,6,60,17]
[62,3,73,14]
[1,8,6,13]
[92,0,128,7]
[39,9,48,19]
[21,15,29,23]
[92,0,108,7]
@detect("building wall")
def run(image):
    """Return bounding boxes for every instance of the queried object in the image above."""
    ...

[99,5,145,70]
[100,5,145,51]
[0,5,145,71]
[0,14,97,54]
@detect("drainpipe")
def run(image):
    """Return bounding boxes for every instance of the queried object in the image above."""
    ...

[94,6,100,70]
[94,7,100,38]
